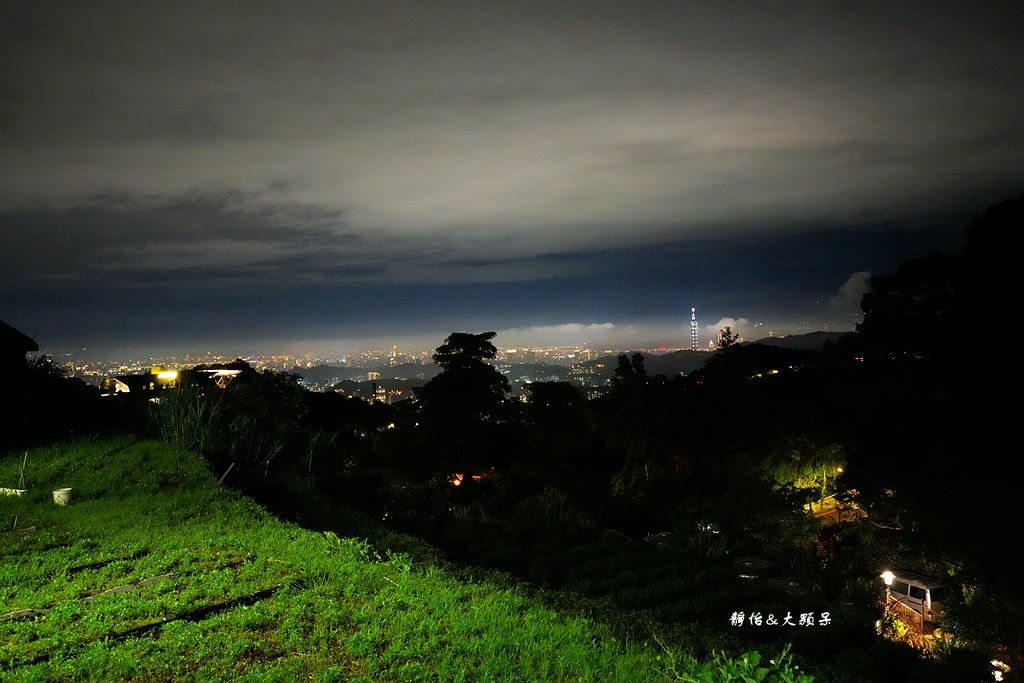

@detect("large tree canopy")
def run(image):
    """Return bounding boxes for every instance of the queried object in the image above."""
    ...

[432,331,501,371]
[850,195,1020,593]
[413,332,513,474]
[417,332,510,422]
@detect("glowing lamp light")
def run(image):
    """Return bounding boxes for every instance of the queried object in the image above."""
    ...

[880,570,895,586]
[156,370,178,380]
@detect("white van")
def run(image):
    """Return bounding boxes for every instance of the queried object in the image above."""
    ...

[880,569,951,623]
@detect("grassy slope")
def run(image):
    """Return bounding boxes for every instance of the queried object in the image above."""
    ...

[0,438,809,682]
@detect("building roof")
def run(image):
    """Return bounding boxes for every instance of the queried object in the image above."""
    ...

[0,319,39,354]
[883,569,949,589]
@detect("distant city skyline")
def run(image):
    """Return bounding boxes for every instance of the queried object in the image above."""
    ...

[2,4,1020,357]
[44,319,840,368]
[38,316,836,363]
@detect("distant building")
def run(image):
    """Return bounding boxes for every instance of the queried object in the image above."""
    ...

[367,371,381,381]
[199,367,242,389]
[690,307,698,352]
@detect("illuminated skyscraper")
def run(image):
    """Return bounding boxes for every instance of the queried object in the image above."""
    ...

[690,307,698,351]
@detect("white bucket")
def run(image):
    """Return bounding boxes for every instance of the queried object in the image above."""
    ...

[53,487,73,505]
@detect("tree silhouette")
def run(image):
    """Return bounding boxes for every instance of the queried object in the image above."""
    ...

[611,353,647,389]
[414,332,513,479]
[847,196,1022,657]
[717,326,739,349]
[416,331,510,424]
[432,331,501,370]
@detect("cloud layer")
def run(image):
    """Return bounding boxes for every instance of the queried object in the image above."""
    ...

[1,3,1019,354]
[830,271,873,324]
[3,4,1021,254]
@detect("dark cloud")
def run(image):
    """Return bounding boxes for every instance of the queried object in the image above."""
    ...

[0,193,367,285]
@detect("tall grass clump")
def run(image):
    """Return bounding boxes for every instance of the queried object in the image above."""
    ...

[151,387,224,458]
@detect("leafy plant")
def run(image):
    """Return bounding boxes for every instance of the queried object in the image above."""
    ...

[656,640,814,682]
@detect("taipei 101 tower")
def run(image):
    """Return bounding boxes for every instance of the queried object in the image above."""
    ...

[690,307,698,351]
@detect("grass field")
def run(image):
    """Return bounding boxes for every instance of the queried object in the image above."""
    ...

[1,437,811,681]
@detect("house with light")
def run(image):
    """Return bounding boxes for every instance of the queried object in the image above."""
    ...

[101,366,180,395]
[101,363,244,396]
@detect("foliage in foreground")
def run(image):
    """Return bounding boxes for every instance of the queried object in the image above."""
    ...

[1,437,811,681]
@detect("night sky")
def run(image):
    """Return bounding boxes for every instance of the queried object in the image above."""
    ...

[2,2,1021,358]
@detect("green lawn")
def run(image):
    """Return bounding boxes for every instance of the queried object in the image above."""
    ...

[1,438,810,681]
